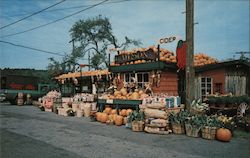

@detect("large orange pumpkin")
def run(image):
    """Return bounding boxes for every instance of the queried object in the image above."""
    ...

[111,109,117,114]
[100,113,108,123]
[119,109,127,116]
[115,115,124,126]
[96,112,102,122]
[216,128,232,142]
[104,107,112,114]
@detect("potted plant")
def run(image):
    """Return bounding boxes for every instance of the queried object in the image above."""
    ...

[169,109,189,134]
[201,115,221,140]
[127,109,145,132]
[185,115,206,138]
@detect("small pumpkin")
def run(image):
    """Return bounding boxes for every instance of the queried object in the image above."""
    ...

[104,107,112,114]
[120,87,127,96]
[111,109,117,115]
[131,91,139,100]
[96,112,102,122]
[216,128,232,142]
[126,109,133,116]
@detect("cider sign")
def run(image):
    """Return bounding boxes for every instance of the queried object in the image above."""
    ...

[159,36,176,44]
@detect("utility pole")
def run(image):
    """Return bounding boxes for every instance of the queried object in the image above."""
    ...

[185,0,195,110]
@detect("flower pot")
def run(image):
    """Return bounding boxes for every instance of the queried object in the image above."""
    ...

[201,126,217,140]
[172,123,185,134]
[185,124,200,137]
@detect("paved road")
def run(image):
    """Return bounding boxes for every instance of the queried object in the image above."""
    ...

[0,103,249,158]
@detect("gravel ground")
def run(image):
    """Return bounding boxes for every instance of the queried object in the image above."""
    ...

[0,103,250,158]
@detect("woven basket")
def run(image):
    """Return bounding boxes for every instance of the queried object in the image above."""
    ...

[132,121,145,132]
[201,126,217,140]
[190,108,206,115]
[185,124,200,137]
[172,123,185,134]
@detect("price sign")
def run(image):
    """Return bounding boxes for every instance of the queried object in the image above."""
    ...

[106,99,113,104]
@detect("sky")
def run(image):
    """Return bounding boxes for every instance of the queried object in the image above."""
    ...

[0,0,249,70]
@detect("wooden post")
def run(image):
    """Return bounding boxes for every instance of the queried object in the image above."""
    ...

[185,0,195,109]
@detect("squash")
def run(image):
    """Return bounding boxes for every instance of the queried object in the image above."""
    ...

[96,112,102,122]
[120,87,127,96]
[216,128,232,142]
[119,109,127,116]
[131,91,139,100]
[100,113,108,123]
[111,109,117,114]
[126,109,133,116]
[115,115,124,126]
[104,107,112,114]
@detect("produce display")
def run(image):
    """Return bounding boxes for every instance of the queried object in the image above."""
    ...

[110,46,218,67]
[42,90,61,110]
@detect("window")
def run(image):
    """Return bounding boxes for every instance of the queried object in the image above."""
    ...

[124,72,149,89]
[201,77,213,98]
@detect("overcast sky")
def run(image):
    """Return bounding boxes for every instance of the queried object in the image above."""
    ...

[0,0,249,70]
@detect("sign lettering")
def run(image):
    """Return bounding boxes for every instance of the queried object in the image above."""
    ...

[159,36,176,44]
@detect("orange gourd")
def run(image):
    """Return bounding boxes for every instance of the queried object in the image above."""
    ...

[126,109,133,116]
[115,115,124,126]
[216,128,232,142]
[100,113,108,123]
[119,109,127,116]
[104,107,112,114]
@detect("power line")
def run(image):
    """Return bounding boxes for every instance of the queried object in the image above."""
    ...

[0,40,65,57]
[0,0,66,30]
[6,0,131,17]
[1,0,109,38]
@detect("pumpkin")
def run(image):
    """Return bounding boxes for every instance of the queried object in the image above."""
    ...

[131,91,139,100]
[113,114,118,122]
[114,90,121,97]
[126,109,133,116]
[216,128,232,142]
[119,109,127,116]
[104,107,112,114]
[100,113,108,123]
[138,90,144,95]
[120,87,127,96]
[115,115,124,126]
[96,112,102,122]
[111,109,117,114]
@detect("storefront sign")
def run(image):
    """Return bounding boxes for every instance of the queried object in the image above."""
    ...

[159,36,176,44]
[114,48,157,64]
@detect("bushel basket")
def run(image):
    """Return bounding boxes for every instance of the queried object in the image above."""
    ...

[185,124,200,137]
[172,123,185,134]
[201,126,217,140]
[132,121,145,132]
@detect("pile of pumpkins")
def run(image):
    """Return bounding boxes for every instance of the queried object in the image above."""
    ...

[110,46,218,67]
[194,53,218,67]
[95,107,133,126]
[108,88,148,100]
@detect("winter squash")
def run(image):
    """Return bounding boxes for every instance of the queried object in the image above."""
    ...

[104,107,112,114]
[216,128,232,142]
[131,91,139,100]
[115,115,124,126]
[111,109,117,115]
[119,109,127,116]
[96,112,102,122]
[120,87,127,96]
[100,113,108,123]
[126,109,133,116]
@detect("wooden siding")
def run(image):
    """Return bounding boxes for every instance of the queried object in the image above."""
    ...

[152,71,178,95]
[225,75,247,96]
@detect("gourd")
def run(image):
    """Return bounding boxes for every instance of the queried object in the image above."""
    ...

[100,113,108,123]
[120,87,127,96]
[119,109,127,116]
[104,107,112,114]
[126,109,133,116]
[216,128,232,142]
[115,115,124,126]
